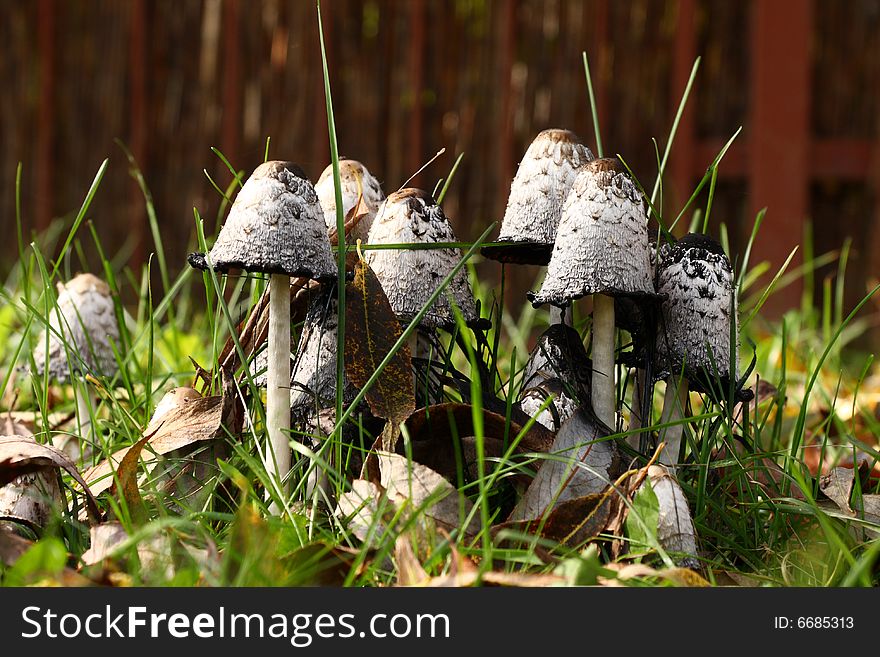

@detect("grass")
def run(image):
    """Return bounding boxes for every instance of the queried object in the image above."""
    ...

[1,20,879,588]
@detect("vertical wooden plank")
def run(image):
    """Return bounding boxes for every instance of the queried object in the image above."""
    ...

[588,0,610,153]
[750,0,813,314]
[36,0,55,232]
[406,0,426,182]
[497,0,516,220]
[669,0,696,224]
[222,0,242,168]
[129,0,148,265]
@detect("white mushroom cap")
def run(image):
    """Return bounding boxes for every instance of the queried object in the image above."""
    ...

[655,233,737,392]
[483,129,594,264]
[290,291,358,421]
[32,273,120,381]
[529,158,656,307]
[365,188,484,330]
[188,161,336,280]
[518,324,594,432]
[315,159,385,242]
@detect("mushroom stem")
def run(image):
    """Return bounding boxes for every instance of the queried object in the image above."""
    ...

[659,375,689,469]
[549,306,571,326]
[75,379,96,445]
[266,273,292,509]
[591,293,616,430]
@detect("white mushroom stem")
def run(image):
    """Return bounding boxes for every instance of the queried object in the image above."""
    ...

[266,273,292,510]
[591,293,616,430]
[75,378,96,444]
[659,375,689,469]
[549,306,572,326]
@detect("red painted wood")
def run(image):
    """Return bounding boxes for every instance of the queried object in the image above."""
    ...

[36,0,55,232]
[407,0,426,182]
[129,0,148,264]
[221,0,242,169]
[749,0,813,315]
[669,0,696,228]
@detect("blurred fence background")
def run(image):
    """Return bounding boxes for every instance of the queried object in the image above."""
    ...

[2,0,879,320]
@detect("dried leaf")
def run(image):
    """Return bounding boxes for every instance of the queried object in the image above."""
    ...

[403,402,555,454]
[344,261,415,429]
[83,372,242,497]
[0,435,99,521]
[496,492,612,547]
[335,479,387,543]
[510,410,619,521]
[80,521,130,566]
[379,452,480,538]
[110,434,152,526]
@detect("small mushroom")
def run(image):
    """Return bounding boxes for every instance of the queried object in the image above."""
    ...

[482,129,594,265]
[366,188,483,330]
[518,324,592,432]
[366,188,487,404]
[188,161,336,501]
[315,158,385,242]
[32,273,120,444]
[654,233,738,468]
[529,158,656,431]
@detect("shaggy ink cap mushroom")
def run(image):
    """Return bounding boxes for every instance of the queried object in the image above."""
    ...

[32,273,120,381]
[528,158,657,307]
[315,158,385,241]
[482,129,594,265]
[655,232,738,396]
[289,289,359,423]
[187,160,336,280]
[518,324,593,432]
[366,188,487,331]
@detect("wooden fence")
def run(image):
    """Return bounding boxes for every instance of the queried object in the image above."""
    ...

[2,0,878,317]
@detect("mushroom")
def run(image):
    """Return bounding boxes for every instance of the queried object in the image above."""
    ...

[518,323,592,432]
[654,233,737,468]
[188,161,336,496]
[365,188,487,402]
[482,129,594,265]
[315,158,385,242]
[32,273,120,444]
[529,158,656,431]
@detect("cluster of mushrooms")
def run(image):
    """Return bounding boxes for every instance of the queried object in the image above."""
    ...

[10,128,746,537]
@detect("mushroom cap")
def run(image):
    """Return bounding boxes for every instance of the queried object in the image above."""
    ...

[290,290,359,422]
[32,273,120,381]
[188,161,336,280]
[365,188,485,330]
[529,158,657,307]
[482,128,594,265]
[518,323,593,432]
[315,159,385,242]
[655,233,738,392]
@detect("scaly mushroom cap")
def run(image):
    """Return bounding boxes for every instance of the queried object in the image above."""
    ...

[483,129,594,265]
[655,233,737,392]
[529,158,656,307]
[518,324,593,432]
[188,161,336,280]
[32,273,120,381]
[290,290,359,422]
[315,159,385,242]
[365,188,483,330]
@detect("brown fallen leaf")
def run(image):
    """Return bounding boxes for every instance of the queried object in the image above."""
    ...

[0,528,93,586]
[344,260,415,446]
[600,562,710,587]
[379,452,481,538]
[80,521,131,566]
[394,535,565,587]
[0,435,99,521]
[495,492,612,547]
[509,410,620,522]
[83,371,242,497]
